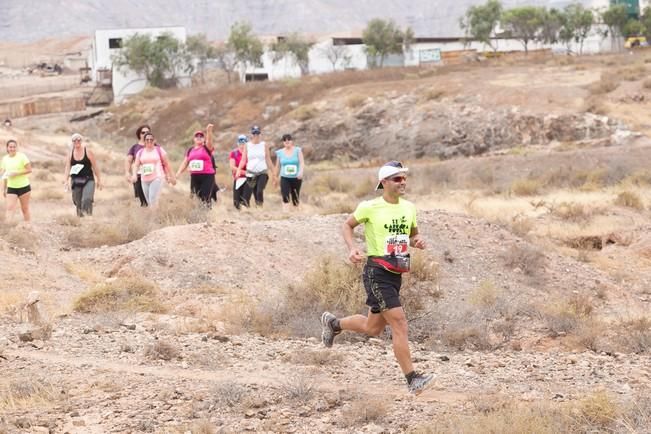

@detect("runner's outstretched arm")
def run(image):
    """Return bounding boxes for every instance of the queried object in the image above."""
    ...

[297,148,305,180]
[265,142,275,182]
[162,154,176,185]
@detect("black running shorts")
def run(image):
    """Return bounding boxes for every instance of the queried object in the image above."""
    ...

[363,263,402,313]
[6,185,31,197]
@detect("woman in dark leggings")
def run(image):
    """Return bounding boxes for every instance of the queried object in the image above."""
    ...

[125,125,151,206]
[64,133,102,217]
[235,125,274,207]
[274,133,305,211]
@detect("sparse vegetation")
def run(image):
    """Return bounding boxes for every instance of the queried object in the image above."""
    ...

[614,190,644,210]
[73,275,167,313]
[144,340,180,361]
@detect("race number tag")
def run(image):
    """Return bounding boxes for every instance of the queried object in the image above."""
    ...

[69,164,84,175]
[141,163,155,176]
[283,164,298,176]
[189,160,204,172]
[384,234,409,256]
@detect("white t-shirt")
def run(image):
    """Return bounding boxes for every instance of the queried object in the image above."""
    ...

[246,141,267,174]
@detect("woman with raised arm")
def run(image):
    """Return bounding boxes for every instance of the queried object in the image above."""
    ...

[176,124,217,207]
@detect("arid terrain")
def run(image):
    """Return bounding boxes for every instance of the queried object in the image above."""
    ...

[1,38,651,433]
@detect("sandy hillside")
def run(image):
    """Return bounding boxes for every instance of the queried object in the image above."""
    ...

[1,46,651,433]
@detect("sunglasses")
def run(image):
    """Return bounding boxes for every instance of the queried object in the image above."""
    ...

[145,138,155,142]
[388,176,407,183]
[73,138,82,142]
[140,131,150,135]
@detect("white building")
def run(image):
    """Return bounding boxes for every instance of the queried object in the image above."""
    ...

[90,26,191,103]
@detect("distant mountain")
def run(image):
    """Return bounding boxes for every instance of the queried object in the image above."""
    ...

[0,0,591,42]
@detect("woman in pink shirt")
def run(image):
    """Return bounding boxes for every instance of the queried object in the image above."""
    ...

[176,124,217,207]
[131,132,175,208]
[229,134,250,210]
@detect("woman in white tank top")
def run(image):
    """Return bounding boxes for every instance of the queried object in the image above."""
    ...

[235,125,274,206]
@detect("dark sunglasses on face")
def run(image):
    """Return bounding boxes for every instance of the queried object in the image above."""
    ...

[389,176,407,183]
[141,131,150,135]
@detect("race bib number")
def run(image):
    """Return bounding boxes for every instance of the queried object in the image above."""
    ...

[69,164,84,175]
[141,163,155,176]
[189,160,204,172]
[385,234,409,256]
[283,164,298,176]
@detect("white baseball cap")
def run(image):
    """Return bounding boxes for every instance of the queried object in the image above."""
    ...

[376,161,409,190]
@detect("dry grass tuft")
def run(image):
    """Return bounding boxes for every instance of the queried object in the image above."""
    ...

[281,374,314,404]
[0,379,66,411]
[346,94,366,108]
[293,104,319,121]
[144,340,180,361]
[283,349,344,366]
[510,178,543,196]
[503,244,546,276]
[213,382,249,409]
[551,202,594,223]
[72,275,167,313]
[341,395,388,427]
[469,280,501,308]
[588,75,619,94]
[614,191,644,210]
[541,293,594,336]
[422,88,445,101]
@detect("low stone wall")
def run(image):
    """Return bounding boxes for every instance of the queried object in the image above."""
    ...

[0,95,86,119]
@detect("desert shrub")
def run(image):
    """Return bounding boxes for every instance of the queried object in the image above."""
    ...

[577,391,620,430]
[618,65,646,81]
[144,340,179,361]
[621,170,651,186]
[503,244,546,276]
[310,173,354,194]
[281,374,314,404]
[510,178,543,196]
[55,214,81,227]
[0,379,65,411]
[588,75,619,94]
[423,88,445,101]
[442,324,492,350]
[507,214,534,237]
[213,382,249,409]
[283,349,344,366]
[614,191,644,210]
[341,395,387,427]
[551,202,594,223]
[469,280,501,308]
[311,196,357,215]
[4,226,38,253]
[617,317,651,353]
[583,97,608,115]
[293,104,318,121]
[73,275,166,313]
[541,293,593,336]
[346,95,366,108]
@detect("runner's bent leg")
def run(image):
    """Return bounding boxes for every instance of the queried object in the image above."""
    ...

[339,308,386,336]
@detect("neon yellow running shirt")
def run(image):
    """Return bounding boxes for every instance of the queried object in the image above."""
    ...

[353,197,417,257]
[1,152,30,189]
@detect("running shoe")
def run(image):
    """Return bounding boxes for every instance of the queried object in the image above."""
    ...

[320,311,340,348]
[407,372,434,395]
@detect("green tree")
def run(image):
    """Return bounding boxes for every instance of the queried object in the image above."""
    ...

[558,4,594,54]
[539,8,564,44]
[502,6,544,53]
[186,33,216,83]
[460,0,503,52]
[362,18,414,67]
[602,4,629,50]
[623,19,644,37]
[113,32,191,88]
[214,43,238,83]
[642,7,651,41]
[227,22,264,70]
[270,33,314,75]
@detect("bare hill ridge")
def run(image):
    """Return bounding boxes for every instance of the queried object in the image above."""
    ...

[1,0,594,43]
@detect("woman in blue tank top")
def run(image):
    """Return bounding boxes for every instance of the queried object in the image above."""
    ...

[273,133,305,210]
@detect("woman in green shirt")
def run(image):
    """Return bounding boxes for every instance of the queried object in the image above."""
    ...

[1,139,32,222]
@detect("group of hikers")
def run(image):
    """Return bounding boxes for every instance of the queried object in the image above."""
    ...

[2,126,434,395]
[1,123,305,221]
